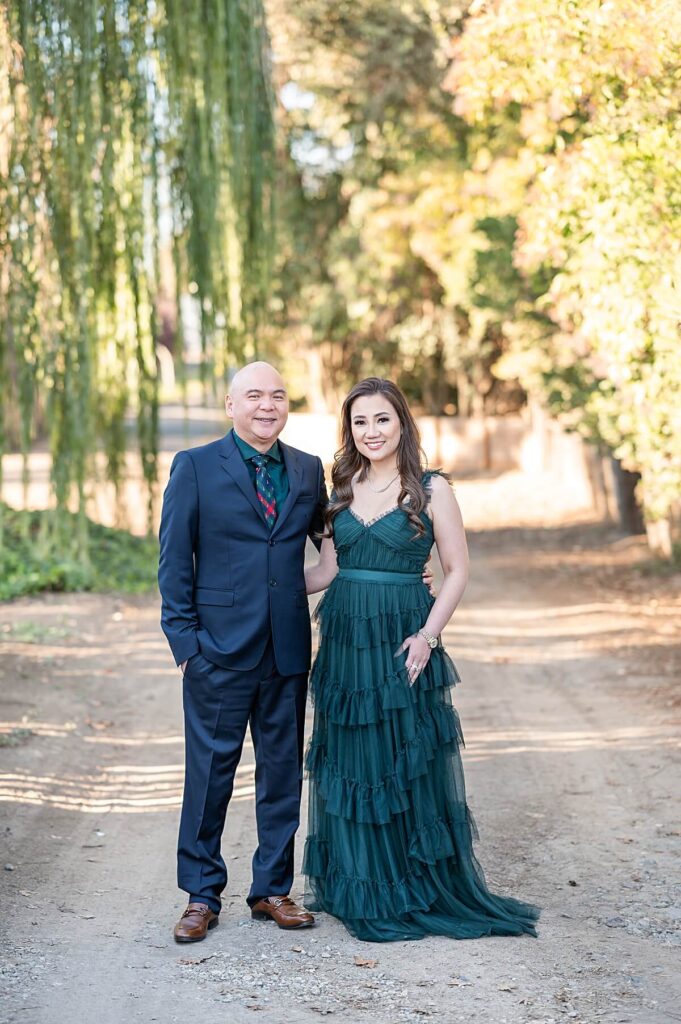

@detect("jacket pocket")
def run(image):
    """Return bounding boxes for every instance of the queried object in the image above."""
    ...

[194,588,235,607]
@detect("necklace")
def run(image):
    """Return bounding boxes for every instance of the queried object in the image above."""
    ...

[366,470,400,493]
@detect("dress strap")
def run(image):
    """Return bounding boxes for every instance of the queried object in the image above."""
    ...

[422,468,450,497]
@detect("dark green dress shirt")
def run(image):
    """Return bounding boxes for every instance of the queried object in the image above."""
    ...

[232,429,290,510]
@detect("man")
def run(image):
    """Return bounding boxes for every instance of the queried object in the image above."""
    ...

[158,362,327,941]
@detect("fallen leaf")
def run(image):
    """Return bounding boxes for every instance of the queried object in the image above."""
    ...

[84,717,114,730]
[177,954,216,965]
[290,946,304,953]
[353,955,378,968]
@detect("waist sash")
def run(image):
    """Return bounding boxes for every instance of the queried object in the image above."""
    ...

[337,568,423,585]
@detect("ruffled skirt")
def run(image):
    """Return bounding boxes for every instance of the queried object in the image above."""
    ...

[302,576,540,942]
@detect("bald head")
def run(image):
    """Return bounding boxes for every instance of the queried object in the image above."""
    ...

[225,362,289,451]
[229,361,285,398]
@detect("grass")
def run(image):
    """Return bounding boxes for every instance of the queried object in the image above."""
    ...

[0,728,35,747]
[2,621,73,643]
[0,503,158,600]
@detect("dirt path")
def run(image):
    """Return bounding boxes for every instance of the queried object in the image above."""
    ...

[1,485,680,1024]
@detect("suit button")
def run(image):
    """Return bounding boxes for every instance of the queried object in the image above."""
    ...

[269,539,275,546]
[269,578,277,587]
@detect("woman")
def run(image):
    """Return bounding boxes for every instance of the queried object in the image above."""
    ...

[302,377,539,942]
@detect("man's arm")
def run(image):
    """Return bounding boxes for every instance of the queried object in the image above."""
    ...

[308,456,329,552]
[158,451,200,667]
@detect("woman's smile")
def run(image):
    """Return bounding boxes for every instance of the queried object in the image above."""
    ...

[350,394,401,465]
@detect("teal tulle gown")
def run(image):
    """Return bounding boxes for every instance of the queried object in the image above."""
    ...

[302,478,540,942]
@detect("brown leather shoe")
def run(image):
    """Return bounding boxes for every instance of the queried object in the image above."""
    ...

[251,895,314,929]
[173,902,219,943]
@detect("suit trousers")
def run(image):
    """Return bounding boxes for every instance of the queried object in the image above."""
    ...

[177,639,308,912]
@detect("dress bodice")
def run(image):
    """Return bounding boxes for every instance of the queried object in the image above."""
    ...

[332,504,434,574]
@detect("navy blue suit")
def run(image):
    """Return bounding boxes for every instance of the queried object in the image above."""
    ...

[158,429,327,911]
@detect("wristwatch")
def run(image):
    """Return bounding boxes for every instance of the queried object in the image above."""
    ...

[418,627,439,649]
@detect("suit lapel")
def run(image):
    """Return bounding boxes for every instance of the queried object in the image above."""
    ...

[218,431,266,523]
[272,441,302,538]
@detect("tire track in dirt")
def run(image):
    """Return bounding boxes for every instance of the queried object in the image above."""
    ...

[1,521,680,1023]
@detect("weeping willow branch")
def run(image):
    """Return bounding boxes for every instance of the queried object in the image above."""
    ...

[0,0,275,553]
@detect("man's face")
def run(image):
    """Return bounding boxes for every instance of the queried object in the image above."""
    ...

[225,365,289,449]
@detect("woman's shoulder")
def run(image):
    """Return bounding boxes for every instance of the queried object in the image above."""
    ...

[422,468,451,494]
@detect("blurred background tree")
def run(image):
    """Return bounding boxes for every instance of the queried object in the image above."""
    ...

[449,0,681,546]
[267,0,538,417]
[1,0,679,579]
[0,0,274,562]
[269,0,680,549]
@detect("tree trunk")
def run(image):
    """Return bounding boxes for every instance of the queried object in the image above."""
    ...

[609,458,645,535]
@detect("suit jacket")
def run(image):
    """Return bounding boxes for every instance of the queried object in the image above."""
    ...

[158,430,328,675]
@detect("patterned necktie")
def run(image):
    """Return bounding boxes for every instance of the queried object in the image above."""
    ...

[251,454,278,529]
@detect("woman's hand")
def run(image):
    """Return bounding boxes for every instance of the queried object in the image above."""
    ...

[305,537,338,594]
[396,633,432,686]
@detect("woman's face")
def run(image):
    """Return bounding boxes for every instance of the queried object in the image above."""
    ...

[349,393,401,466]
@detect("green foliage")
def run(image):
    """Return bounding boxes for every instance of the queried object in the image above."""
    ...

[0,503,158,600]
[0,728,35,748]
[4,621,71,643]
[269,0,526,414]
[449,0,681,531]
[1,0,274,554]
[270,0,680,543]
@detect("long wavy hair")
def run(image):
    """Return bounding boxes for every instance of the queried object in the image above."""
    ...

[324,378,429,538]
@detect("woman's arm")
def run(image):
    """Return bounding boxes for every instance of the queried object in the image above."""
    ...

[421,475,469,637]
[398,475,469,682]
[305,536,338,594]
